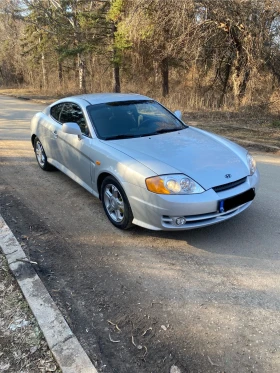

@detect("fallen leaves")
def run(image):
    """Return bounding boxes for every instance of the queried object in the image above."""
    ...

[0,254,61,372]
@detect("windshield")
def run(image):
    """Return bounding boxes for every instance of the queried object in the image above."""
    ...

[87,100,187,140]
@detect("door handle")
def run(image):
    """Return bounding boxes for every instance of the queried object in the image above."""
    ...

[53,130,58,139]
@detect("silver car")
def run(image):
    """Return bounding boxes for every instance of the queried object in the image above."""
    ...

[30,93,260,230]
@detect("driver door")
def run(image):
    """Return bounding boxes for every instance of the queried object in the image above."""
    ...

[55,102,94,190]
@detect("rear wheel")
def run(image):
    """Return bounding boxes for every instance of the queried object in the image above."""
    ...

[34,137,53,171]
[101,176,133,229]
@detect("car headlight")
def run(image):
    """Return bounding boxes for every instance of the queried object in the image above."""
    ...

[247,153,257,175]
[146,174,205,194]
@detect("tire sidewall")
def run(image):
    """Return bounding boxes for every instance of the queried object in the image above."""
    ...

[101,176,133,229]
[34,137,49,171]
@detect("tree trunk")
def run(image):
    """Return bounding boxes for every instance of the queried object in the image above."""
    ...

[41,53,47,89]
[58,60,63,87]
[218,56,232,108]
[39,36,47,90]
[113,62,121,93]
[161,57,169,97]
[229,27,250,107]
[78,54,86,92]
[238,69,250,102]
[112,23,121,93]
[232,52,250,107]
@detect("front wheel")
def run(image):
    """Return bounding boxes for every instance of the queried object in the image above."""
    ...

[34,137,53,171]
[101,176,133,230]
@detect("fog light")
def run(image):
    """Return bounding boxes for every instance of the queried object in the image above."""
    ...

[175,217,186,225]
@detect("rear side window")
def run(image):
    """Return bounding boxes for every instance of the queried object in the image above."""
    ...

[60,103,81,124]
[52,102,90,136]
[50,103,64,121]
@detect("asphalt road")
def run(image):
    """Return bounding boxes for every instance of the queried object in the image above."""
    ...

[1,95,280,373]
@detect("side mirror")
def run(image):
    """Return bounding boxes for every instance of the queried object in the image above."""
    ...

[174,110,182,120]
[62,122,82,136]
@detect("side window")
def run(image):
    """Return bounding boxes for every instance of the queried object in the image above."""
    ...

[50,103,64,122]
[60,103,90,136]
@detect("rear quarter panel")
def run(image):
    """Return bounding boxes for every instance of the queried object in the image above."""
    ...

[30,112,60,158]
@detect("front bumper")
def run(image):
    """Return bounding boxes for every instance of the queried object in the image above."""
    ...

[124,170,260,231]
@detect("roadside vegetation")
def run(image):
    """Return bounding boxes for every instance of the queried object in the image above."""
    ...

[0,0,280,151]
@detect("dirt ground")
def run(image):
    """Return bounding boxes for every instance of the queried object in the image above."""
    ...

[1,165,280,373]
[0,254,60,372]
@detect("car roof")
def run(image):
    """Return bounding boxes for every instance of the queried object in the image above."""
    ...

[60,93,152,105]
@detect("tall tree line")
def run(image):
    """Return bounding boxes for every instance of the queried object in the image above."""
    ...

[1,0,280,109]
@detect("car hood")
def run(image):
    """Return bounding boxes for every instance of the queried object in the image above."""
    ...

[105,127,249,190]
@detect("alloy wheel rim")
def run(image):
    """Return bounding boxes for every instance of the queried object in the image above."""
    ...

[35,141,45,167]
[104,184,125,223]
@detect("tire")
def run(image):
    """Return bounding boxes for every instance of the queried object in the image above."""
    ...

[34,137,53,171]
[101,176,133,230]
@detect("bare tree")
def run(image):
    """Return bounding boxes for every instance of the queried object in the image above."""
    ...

[1,0,280,109]
[196,0,280,107]
[125,0,200,97]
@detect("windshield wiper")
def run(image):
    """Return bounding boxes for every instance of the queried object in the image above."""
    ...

[103,134,139,140]
[103,128,186,140]
[142,128,184,137]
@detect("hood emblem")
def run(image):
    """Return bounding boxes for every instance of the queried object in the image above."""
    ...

[225,174,232,179]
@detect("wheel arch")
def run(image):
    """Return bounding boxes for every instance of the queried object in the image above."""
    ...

[31,134,37,147]
[97,172,114,200]
[97,171,128,200]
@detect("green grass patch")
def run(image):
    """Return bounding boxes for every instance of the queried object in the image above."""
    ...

[271,119,280,128]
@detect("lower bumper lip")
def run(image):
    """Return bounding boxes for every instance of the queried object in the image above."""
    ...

[160,200,253,230]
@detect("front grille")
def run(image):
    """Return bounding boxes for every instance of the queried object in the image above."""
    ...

[213,177,247,193]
